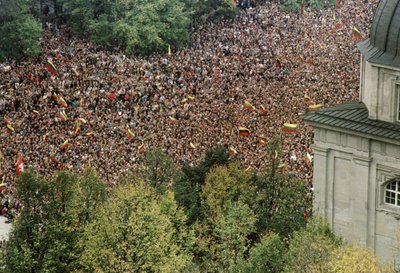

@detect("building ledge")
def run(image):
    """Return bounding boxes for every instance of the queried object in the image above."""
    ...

[303,102,400,142]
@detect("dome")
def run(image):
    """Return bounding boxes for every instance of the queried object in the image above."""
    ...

[358,0,400,69]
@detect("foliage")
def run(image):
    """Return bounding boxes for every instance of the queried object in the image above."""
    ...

[0,147,390,272]
[78,180,192,272]
[0,2,42,61]
[281,0,301,12]
[213,201,257,272]
[173,146,230,224]
[141,148,177,194]
[254,141,310,237]
[1,169,107,273]
[194,164,257,272]
[201,163,256,220]
[284,217,342,273]
[62,0,191,55]
[280,0,335,12]
[187,0,238,23]
[315,245,390,273]
[232,232,286,273]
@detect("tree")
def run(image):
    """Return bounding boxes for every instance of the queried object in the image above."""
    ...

[62,0,191,55]
[141,148,177,194]
[173,146,230,224]
[315,245,391,273]
[0,0,42,61]
[284,217,341,273]
[253,141,310,237]
[195,164,257,272]
[186,0,237,23]
[231,232,286,273]
[213,201,257,272]
[78,181,192,273]
[201,163,256,221]
[280,0,335,12]
[1,169,107,273]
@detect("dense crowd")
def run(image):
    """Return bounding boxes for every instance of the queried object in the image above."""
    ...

[0,0,377,203]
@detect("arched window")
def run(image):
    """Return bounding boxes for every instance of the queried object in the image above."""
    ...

[385,178,400,206]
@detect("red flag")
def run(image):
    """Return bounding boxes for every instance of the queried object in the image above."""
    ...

[239,127,250,136]
[352,27,362,40]
[16,154,24,175]
[44,60,58,76]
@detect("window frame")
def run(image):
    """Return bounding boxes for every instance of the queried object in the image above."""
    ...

[384,178,400,207]
[377,168,400,216]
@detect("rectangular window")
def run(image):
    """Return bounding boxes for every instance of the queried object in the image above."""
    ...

[385,179,400,207]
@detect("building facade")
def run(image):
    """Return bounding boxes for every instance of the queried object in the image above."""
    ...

[305,0,400,263]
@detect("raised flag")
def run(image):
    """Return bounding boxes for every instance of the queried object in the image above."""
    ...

[43,132,49,142]
[60,140,70,150]
[168,44,172,56]
[306,152,313,164]
[187,95,195,103]
[275,57,282,68]
[244,100,256,110]
[32,110,40,117]
[168,116,177,124]
[138,143,145,153]
[239,127,250,136]
[77,118,87,124]
[229,146,238,156]
[352,27,362,40]
[16,154,24,175]
[259,105,268,115]
[283,123,298,133]
[74,118,87,135]
[125,127,135,140]
[189,142,196,149]
[85,132,95,137]
[57,96,68,108]
[58,111,68,121]
[3,117,11,125]
[45,60,58,76]
[259,134,266,145]
[297,113,304,121]
[74,120,80,135]
[6,124,14,132]
[304,95,311,103]
[308,104,323,112]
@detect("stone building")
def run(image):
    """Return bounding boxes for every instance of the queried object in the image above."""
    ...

[304,0,400,263]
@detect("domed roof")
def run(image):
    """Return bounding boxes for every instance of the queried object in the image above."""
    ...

[358,0,400,69]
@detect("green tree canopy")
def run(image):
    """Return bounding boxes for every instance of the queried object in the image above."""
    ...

[231,232,286,273]
[140,148,177,194]
[284,217,341,273]
[0,0,42,61]
[1,169,107,273]
[78,180,192,273]
[173,146,230,224]
[62,0,191,55]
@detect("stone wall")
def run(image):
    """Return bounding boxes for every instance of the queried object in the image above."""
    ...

[360,58,400,123]
[312,126,400,263]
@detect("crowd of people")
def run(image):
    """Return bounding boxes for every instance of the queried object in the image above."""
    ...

[0,1,377,204]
